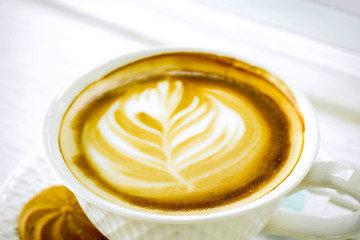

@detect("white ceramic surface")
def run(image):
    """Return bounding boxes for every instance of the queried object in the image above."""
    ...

[43,48,360,240]
[1,154,358,240]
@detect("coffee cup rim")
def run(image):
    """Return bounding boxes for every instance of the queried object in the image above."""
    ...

[43,47,319,223]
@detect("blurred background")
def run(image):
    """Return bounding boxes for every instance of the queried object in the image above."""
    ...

[0,0,360,238]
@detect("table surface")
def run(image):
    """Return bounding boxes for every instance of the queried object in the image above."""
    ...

[0,0,360,238]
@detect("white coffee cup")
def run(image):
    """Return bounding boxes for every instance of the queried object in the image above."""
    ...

[43,48,360,240]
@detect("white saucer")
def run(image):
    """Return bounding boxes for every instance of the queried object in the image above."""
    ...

[0,154,61,239]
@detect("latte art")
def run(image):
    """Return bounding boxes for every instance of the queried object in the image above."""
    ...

[83,80,256,192]
[60,52,304,214]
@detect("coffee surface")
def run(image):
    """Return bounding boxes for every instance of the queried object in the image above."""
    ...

[60,52,304,214]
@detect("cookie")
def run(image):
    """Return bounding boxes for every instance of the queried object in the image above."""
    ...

[18,186,106,240]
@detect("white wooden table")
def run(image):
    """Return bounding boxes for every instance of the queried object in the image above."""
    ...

[0,0,360,238]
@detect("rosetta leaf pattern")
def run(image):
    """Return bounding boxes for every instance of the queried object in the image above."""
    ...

[87,81,245,189]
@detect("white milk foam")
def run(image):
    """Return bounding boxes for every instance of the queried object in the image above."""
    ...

[86,81,246,189]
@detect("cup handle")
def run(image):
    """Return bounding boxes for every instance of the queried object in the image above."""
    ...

[262,161,360,239]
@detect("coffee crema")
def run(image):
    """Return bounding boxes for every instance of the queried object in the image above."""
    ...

[59,52,304,214]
